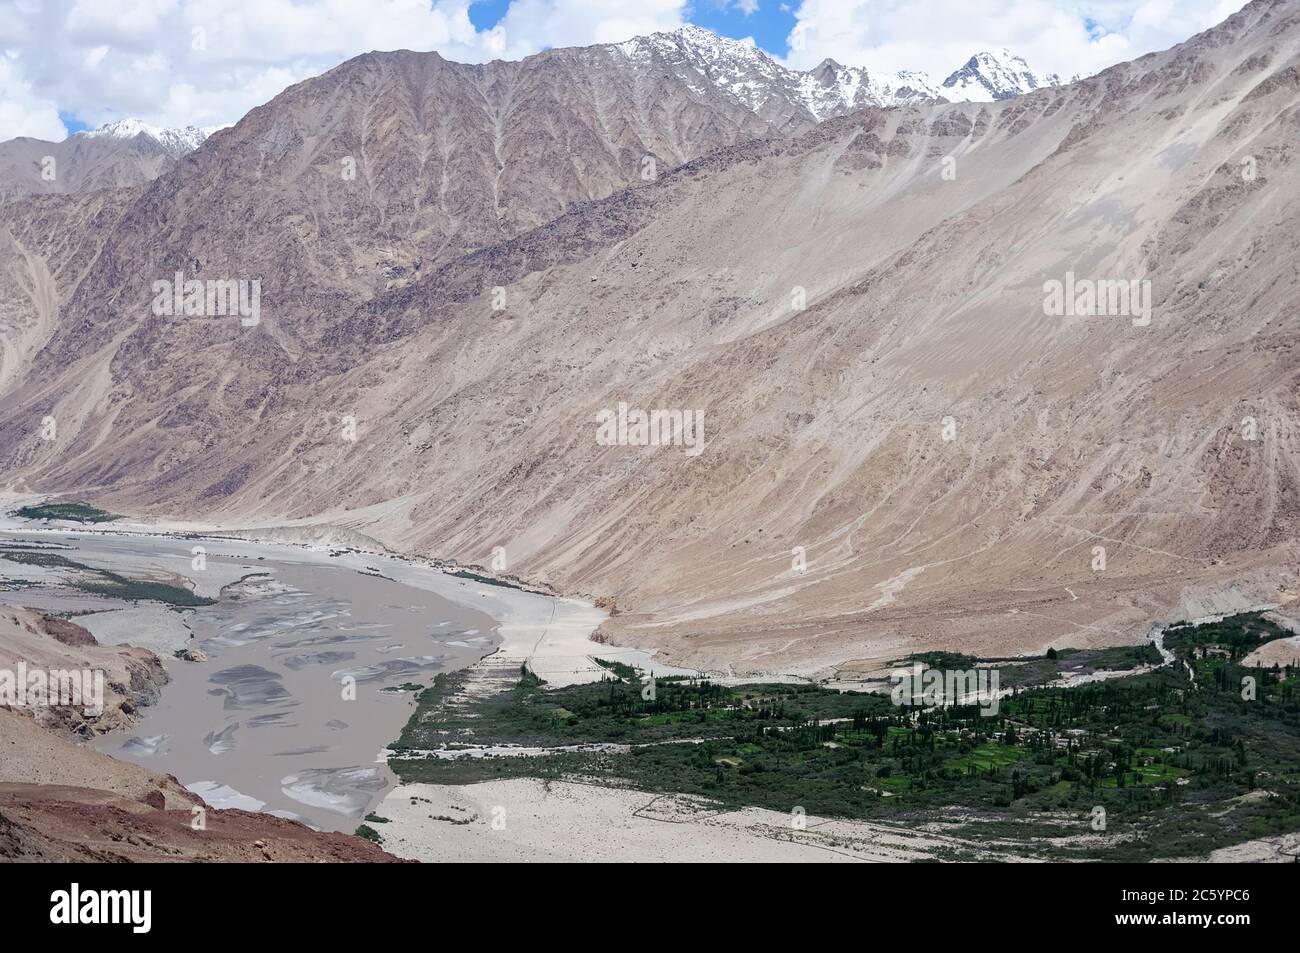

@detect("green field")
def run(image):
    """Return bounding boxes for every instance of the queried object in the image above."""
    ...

[390,612,1300,861]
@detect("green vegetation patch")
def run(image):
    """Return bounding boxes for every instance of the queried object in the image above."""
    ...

[0,547,215,607]
[593,657,638,680]
[389,613,1300,861]
[447,569,534,592]
[994,643,1165,689]
[73,578,215,607]
[13,501,120,523]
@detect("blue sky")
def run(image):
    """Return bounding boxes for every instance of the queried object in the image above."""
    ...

[470,0,799,57]
[58,111,88,135]
[679,2,799,56]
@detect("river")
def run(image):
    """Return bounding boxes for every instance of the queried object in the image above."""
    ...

[0,526,564,831]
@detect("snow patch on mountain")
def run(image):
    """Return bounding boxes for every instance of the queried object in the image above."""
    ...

[612,26,1059,121]
[81,119,221,158]
[941,49,1059,102]
[799,59,949,118]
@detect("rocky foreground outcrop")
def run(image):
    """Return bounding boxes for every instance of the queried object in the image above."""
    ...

[0,605,166,736]
[0,605,403,862]
[0,709,401,862]
[0,783,403,862]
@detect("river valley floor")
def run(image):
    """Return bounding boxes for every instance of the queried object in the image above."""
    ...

[3,501,1299,861]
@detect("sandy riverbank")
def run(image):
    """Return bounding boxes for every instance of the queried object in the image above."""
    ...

[373,777,1009,863]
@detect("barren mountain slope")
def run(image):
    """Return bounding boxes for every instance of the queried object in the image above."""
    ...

[0,41,781,396]
[0,123,213,202]
[3,1,1300,676]
[0,188,135,396]
[0,29,1055,385]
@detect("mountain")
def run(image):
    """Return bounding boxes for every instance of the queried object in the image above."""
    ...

[0,36,792,404]
[81,118,219,159]
[0,119,218,200]
[0,40,780,387]
[0,30,1054,206]
[802,59,947,115]
[941,49,1061,101]
[3,0,1299,680]
[609,25,947,128]
[607,25,1052,124]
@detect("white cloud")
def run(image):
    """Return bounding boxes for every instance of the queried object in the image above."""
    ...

[783,0,1248,82]
[0,53,65,140]
[0,0,689,139]
[489,0,686,59]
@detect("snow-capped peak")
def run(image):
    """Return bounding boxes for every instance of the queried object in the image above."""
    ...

[614,24,763,67]
[611,25,946,121]
[615,24,776,79]
[608,26,1054,122]
[941,49,1056,102]
[797,58,947,118]
[81,119,219,158]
